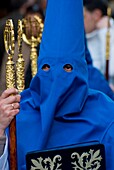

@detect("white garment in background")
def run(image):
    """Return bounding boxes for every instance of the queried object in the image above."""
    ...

[0,136,9,170]
[86,18,114,85]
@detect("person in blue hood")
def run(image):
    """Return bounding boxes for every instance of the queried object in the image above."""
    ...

[85,34,114,100]
[1,0,114,169]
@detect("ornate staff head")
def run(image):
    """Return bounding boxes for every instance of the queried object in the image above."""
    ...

[4,19,16,88]
[4,18,18,170]
[22,15,44,77]
[16,19,25,93]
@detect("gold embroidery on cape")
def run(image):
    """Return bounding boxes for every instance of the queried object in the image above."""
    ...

[30,155,62,170]
[71,149,102,170]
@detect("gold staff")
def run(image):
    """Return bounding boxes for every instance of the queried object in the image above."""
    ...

[16,19,25,93]
[22,15,44,77]
[105,7,111,81]
[4,19,17,170]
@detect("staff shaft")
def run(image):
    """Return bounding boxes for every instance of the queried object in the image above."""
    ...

[105,60,109,81]
[9,118,17,170]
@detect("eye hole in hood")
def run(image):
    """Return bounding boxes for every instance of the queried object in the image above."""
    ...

[63,64,73,72]
[42,64,50,71]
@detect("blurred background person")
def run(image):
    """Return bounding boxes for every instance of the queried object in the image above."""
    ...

[84,32,114,100]
[83,0,114,91]
[39,0,47,16]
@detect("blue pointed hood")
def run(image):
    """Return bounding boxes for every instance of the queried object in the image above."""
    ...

[30,0,89,149]
[39,0,86,62]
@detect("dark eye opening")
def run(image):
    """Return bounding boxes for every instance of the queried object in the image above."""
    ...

[42,64,50,71]
[63,64,73,72]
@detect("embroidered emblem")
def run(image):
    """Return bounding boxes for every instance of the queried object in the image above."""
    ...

[30,155,62,170]
[71,149,102,170]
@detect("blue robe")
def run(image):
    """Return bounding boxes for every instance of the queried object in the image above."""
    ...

[16,81,114,170]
